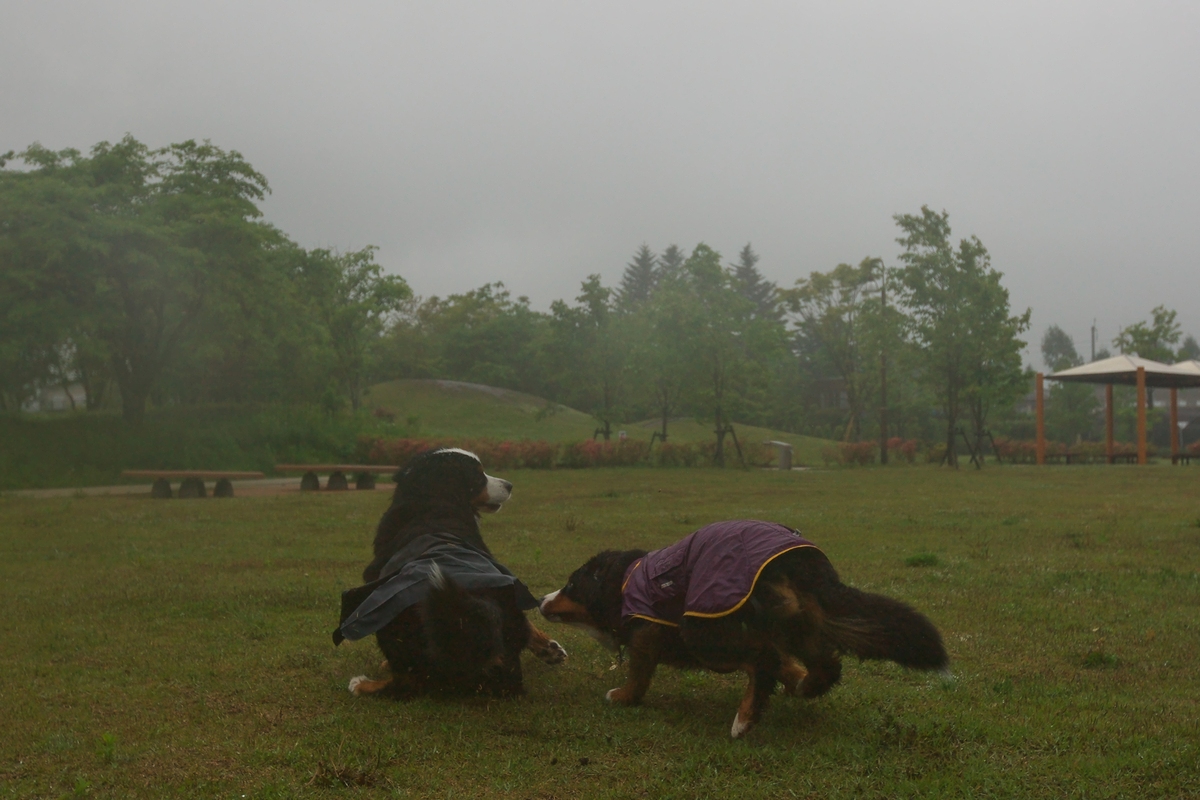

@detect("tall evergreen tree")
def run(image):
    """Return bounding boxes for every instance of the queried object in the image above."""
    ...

[617,244,658,310]
[657,244,686,282]
[731,243,780,320]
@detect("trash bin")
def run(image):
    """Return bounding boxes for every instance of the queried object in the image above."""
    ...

[763,441,793,471]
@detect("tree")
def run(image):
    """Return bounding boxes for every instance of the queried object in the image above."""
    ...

[894,207,1029,467]
[1040,324,1098,441]
[627,271,695,446]
[783,258,883,441]
[0,136,281,423]
[401,283,551,395]
[1180,334,1200,362]
[677,244,786,466]
[657,244,686,282]
[1041,325,1082,371]
[730,243,780,320]
[616,245,657,311]
[548,275,627,439]
[1114,306,1182,363]
[298,247,411,412]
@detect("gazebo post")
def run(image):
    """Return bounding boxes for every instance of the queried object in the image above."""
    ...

[1035,372,1045,466]
[1170,387,1179,462]
[1136,366,1147,465]
[1105,385,1114,464]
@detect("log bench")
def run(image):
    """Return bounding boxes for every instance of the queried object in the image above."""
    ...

[273,464,399,491]
[121,470,266,499]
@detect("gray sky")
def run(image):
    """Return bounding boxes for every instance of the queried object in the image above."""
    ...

[5,1,1198,368]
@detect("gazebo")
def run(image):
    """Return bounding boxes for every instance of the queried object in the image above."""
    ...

[1039,355,1200,465]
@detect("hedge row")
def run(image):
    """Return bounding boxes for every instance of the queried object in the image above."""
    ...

[990,437,1182,463]
[820,438,921,467]
[358,436,780,470]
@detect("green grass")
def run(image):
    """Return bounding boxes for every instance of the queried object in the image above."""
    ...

[370,379,831,464]
[3,466,1199,797]
[2,379,832,490]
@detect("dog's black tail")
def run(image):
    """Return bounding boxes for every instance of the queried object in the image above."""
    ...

[815,580,949,672]
[418,564,507,680]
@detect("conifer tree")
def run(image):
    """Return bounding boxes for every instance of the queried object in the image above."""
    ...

[617,244,658,310]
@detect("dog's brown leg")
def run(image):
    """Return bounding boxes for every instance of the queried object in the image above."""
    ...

[779,655,807,696]
[525,622,568,665]
[605,624,664,705]
[348,675,394,696]
[731,649,781,738]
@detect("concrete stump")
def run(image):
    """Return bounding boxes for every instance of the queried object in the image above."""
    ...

[151,478,173,499]
[213,478,234,498]
[326,471,349,491]
[300,471,321,492]
[178,477,207,499]
[355,472,376,490]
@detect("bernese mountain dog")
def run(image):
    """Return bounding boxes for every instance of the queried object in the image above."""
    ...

[333,448,566,698]
[539,519,948,738]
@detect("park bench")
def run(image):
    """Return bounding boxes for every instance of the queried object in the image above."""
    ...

[121,470,266,499]
[1107,453,1138,465]
[274,464,399,491]
[1171,453,1192,465]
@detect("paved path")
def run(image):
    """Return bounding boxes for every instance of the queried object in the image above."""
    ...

[6,478,393,499]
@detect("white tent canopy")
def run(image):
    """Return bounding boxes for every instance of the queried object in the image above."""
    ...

[1173,359,1200,377]
[1047,354,1200,389]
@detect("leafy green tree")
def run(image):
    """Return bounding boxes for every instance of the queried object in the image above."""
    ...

[1041,325,1099,442]
[677,244,787,465]
[626,271,696,445]
[548,275,628,439]
[1042,325,1081,371]
[1179,334,1200,362]
[783,258,883,441]
[1114,306,1182,363]
[398,283,551,395]
[297,247,411,412]
[616,245,657,311]
[894,207,1029,467]
[0,136,280,423]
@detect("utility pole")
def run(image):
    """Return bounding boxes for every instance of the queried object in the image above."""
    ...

[879,263,889,465]
[1091,319,1096,362]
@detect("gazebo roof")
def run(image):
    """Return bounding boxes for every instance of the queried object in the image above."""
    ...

[1173,359,1200,376]
[1047,354,1200,388]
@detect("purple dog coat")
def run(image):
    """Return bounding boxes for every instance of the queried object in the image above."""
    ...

[621,520,818,625]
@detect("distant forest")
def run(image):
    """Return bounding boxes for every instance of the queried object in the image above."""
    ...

[3,137,1197,465]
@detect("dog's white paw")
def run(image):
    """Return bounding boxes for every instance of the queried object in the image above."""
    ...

[348,675,369,695]
[542,640,568,665]
[730,712,753,739]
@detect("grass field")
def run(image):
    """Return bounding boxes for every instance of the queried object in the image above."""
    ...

[2,379,830,490]
[2,466,1198,798]
[370,379,831,463]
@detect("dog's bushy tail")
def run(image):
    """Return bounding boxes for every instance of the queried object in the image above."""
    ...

[419,565,506,678]
[816,582,948,671]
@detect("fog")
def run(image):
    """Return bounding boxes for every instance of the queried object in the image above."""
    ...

[4,1,1198,366]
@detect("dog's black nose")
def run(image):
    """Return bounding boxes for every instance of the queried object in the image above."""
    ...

[502,480,513,493]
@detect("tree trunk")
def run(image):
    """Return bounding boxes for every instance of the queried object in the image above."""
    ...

[714,407,726,468]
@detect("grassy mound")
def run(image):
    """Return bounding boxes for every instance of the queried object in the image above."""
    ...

[1,379,834,490]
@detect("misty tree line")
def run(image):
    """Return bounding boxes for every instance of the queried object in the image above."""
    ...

[3,137,1194,461]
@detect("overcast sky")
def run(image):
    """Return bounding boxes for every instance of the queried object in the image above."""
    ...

[4,1,1198,367]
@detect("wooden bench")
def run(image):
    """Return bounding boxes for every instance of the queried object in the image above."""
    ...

[1172,453,1193,465]
[274,464,399,491]
[121,470,266,499]
[1107,453,1138,465]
